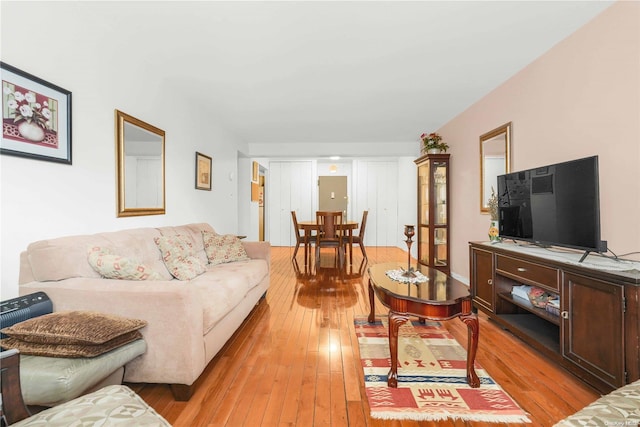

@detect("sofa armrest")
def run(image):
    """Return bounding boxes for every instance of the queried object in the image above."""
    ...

[242,241,271,265]
[19,278,206,386]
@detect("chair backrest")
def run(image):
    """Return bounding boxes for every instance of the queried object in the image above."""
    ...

[291,211,302,243]
[316,211,343,243]
[359,210,369,239]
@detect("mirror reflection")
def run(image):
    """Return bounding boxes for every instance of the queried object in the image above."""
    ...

[480,122,511,213]
[116,110,165,217]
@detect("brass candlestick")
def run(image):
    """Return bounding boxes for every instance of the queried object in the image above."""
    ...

[402,225,416,278]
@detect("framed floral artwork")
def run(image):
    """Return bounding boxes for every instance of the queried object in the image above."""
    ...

[1,62,72,164]
[195,152,212,191]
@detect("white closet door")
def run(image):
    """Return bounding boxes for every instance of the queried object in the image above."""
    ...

[290,162,314,242]
[268,162,287,246]
[353,161,367,242]
[354,160,398,247]
[375,162,399,247]
[268,161,313,246]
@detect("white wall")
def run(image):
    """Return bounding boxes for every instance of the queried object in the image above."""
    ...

[237,156,256,241]
[397,157,418,259]
[249,141,417,158]
[1,3,248,298]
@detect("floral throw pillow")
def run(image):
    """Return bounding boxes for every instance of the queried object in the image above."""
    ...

[87,246,163,280]
[154,235,206,280]
[202,232,250,266]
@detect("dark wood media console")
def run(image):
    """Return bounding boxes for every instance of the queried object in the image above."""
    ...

[469,241,640,394]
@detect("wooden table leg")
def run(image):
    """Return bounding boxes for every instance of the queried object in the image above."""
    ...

[303,229,311,267]
[459,312,480,388]
[387,312,409,388]
[368,279,375,323]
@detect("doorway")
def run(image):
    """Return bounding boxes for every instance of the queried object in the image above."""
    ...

[318,176,347,214]
[258,174,265,241]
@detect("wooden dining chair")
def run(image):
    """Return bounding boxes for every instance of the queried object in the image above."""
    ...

[291,211,314,262]
[315,211,345,268]
[343,210,368,263]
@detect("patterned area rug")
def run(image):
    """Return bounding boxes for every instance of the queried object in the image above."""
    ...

[355,315,531,422]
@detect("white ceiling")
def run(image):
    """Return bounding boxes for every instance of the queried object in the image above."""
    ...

[96,1,613,147]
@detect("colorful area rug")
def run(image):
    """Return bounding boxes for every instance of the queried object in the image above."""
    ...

[355,315,531,422]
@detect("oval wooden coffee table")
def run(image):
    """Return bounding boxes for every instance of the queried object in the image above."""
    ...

[367,262,480,388]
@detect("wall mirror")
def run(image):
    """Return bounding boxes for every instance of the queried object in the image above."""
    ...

[115,110,165,217]
[480,122,511,214]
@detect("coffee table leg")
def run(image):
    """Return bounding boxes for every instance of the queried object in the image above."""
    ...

[459,313,480,388]
[387,312,409,388]
[367,279,375,323]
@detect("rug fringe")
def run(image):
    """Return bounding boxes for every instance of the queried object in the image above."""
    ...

[371,411,532,423]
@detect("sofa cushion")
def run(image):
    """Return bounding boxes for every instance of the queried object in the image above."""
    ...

[191,259,269,333]
[203,232,249,265]
[208,258,269,287]
[0,331,142,358]
[0,310,147,345]
[87,246,164,280]
[154,234,207,280]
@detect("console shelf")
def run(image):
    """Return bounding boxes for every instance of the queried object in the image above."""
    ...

[470,241,640,394]
[497,292,560,326]
[494,313,560,354]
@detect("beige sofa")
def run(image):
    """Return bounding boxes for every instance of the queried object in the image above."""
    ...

[18,223,270,401]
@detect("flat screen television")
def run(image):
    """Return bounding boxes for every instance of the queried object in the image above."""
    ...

[496,155,606,261]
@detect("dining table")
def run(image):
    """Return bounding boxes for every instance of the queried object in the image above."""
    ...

[297,220,359,265]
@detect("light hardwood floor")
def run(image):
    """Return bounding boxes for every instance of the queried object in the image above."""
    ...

[130,246,599,426]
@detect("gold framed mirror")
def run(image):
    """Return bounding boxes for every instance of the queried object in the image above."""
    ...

[115,110,165,217]
[480,122,511,214]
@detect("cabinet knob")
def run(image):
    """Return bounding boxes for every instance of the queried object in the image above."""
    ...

[561,311,569,319]
[487,279,493,285]
[517,267,527,272]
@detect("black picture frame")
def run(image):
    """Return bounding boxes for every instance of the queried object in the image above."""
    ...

[1,62,72,164]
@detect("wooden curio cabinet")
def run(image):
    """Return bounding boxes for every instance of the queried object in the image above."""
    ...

[415,153,450,275]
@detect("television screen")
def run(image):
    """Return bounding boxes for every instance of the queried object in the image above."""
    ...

[496,156,605,254]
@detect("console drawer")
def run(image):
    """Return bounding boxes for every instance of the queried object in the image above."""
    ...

[496,255,559,291]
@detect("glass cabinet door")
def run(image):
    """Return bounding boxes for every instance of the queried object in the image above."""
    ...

[418,162,430,266]
[434,228,447,267]
[434,162,447,225]
[419,164,430,225]
[433,161,448,267]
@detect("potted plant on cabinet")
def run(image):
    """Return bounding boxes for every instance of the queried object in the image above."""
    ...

[420,132,449,154]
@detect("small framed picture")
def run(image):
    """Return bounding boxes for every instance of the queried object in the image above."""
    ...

[252,161,259,182]
[195,152,212,191]
[1,62,72,164]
